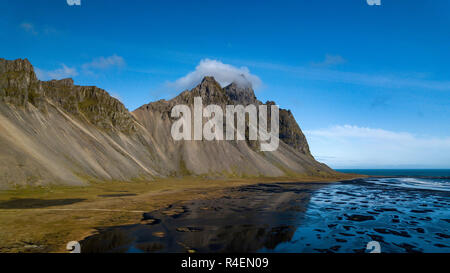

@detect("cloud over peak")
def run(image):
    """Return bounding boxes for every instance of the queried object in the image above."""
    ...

[169,59,262,91]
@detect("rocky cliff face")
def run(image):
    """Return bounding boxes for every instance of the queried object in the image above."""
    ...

[278,106,312,156]
[134,75,334,178]
[0,58,44,108]
[0,58,167,188]
[41,78,136,133]
[0,58,335,188]
[0,59,136,133]
[223,81,312,156]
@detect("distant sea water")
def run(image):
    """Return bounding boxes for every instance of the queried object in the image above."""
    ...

[336,169,450,178]
[336,169,450,192]
[260,169,450,253]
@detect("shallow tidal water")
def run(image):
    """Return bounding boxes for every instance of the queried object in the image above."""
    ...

[81,175,450,253]
[261,178,450,253]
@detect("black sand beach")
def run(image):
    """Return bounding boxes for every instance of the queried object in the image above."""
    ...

[81,177,450,253]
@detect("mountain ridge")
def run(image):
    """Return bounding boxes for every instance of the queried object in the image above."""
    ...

[0,58,336,188]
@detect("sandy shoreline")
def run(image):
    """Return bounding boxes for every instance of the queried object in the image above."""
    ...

[0,174,362,253]
[79,175,450,253]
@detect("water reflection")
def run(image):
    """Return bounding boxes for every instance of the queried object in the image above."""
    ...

[81,183,324,253]
[81,179,450,253]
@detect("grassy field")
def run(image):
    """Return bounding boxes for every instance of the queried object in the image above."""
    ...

[0,174,361,253]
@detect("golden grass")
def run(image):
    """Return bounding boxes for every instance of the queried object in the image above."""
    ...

[0,174,361,253]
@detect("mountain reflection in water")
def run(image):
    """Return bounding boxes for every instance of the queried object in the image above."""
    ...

[81,183,323,253]
[81,178,450,253]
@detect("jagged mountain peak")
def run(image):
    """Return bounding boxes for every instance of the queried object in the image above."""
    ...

[224,81,258,105]
[171,76,231,105]
[235,73,253,88]
[200,75,218,84]
[197,76,223,93]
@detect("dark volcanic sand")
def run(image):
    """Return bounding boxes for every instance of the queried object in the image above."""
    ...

[80,178,450,253]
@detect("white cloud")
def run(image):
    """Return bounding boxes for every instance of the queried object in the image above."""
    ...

[169,59,262,91]
[20,22,38,35]
[307,125,414,140]
[305,125,450,168]
[311,54,346,68]
[35,64,78,80]
[82,54,125,70]
[19,22,57,36]
[34,55,125,80]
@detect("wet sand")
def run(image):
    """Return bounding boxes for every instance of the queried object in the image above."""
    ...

[81,182,325,252]
[0,176,357,252]
[81,179,450,253]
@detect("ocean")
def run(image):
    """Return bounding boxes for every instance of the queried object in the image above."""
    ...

[337,169,450,178]
[260,170,450,253]
[337,169,450,192]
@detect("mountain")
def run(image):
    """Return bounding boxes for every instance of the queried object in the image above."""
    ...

[0,58,166,188]
[0,58,335,188]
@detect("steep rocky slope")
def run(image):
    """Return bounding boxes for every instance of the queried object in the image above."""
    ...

[133,77,334,178]
[0,58,335,188]
[224,81,312,156]
[0,58,172,188]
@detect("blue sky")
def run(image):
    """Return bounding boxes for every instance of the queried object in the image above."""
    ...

[1,0,449,168]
